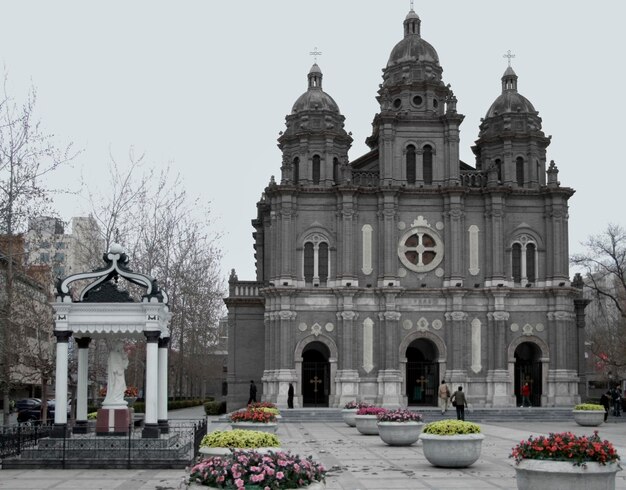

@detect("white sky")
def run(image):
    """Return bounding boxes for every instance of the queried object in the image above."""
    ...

[1,1,623,281]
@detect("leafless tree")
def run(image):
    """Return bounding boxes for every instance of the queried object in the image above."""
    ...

[0,72,77,425]
[572,224,626,380]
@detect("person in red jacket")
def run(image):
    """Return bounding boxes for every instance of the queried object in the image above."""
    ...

[521,382,531,407]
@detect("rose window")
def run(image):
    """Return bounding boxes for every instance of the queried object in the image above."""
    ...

[398,227,444,272]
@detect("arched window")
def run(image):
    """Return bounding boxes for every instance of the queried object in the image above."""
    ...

[423,145,433,185]
[511,236,538,285]
[512,243,522,283]
[293,157,300,184]
[516,157,524,187]
[303,234,330,286]
[406,145,416,184]
[495,159,503,183]
[319,243,328,283]
[333,157,340,184]
[304,242,314,283]
[526,243,536,283]
[312,155,321,184]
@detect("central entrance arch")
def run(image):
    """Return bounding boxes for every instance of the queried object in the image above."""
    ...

[302,341,330,407]
[406,338,439,406]
[514,341,542,407]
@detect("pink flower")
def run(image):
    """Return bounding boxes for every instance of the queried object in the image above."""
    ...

[276,471,284,480]
[235,478,244,488]
[251,473,265,482]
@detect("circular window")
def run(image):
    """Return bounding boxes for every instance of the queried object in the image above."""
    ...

[398,227,444,272]
[433,99,439,108]
[412,95,423,106]
[393,98,402,109]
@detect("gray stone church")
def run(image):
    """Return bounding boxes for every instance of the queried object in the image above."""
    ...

[225,9,586,409]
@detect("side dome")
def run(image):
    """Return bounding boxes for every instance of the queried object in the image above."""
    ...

[291,63,341,114]
[485,66,536,117]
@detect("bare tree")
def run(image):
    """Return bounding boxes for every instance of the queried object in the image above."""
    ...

[0,73,77,425]
[572,224,626,380]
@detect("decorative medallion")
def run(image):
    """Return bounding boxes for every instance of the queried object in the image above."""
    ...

[510,323,520,332]
[311,323,322,337]
[417,317,429,331]
[397,221,406,230]
[535,323,545,332]
[398,268,407,277]
[435,268,444,277]
[436,221,444,230]
[522,324,534,336]
[432,319,443,330]
[403,319,413,330]
[325,322,334,332]
[397,216,444,273]
[298,322,308,332]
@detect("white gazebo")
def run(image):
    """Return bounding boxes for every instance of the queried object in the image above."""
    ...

[52,244,171,438]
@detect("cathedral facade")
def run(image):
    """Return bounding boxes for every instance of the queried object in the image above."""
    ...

[225,9,586,409]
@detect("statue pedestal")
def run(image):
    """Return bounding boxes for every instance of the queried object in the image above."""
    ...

[96,407,134,436]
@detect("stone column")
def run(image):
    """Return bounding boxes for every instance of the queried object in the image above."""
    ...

[377,310,403,407]
[158,336,170,434]
[486,311,511,406]
[52,330,72,438]
[143,330,161,438]
[335,310,360,406]
[73,337,91,434]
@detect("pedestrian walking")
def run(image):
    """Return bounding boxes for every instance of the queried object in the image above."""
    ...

[450,386,467,421]
[520,382,531,407]
[248,380,257,405]
[612,387,622,416]
[287,383,294,409]
[438,379,450,414]
[600,390,611,422]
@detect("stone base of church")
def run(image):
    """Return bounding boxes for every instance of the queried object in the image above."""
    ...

[335,369,360,407]
[263,369,298,408]
[486,369,515,407]
[377,370,404,407]
[546,369,580,406]
[96,407,134,436]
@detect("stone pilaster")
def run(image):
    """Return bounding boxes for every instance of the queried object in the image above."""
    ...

[73,336,91,434]
[52,330,72,438]
[158,336,170,434]
[143,330,161,438]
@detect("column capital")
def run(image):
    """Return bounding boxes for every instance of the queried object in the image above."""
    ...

[75,337,92,349]
[158,336,170,348]
[144,331,161,343]
[54,330,73,343]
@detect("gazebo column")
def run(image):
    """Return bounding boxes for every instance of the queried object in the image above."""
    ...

[73,337,91,434]
[52,330,72,438]
[143,331,161,438]
[158,336,170,434]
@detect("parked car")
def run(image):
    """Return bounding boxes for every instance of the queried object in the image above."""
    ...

[16,398,69,424]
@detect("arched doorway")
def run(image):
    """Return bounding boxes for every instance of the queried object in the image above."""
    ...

[406,338,439,406]
[514,342,542,407]
[302,341,330,407]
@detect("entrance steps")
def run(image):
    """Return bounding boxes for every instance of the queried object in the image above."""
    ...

[222,407,610,424]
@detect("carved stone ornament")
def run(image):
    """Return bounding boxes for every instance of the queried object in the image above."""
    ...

[383,311,402,321]
[311,323,322,337]
[547,311,574,321]
[522,324,534,336]
[403,319,413,330]
[445,311,467,321]
[325,322,335,332]
[488,311,510,321]
[338,311,358,321]
[278,310,297,321]
[416,317,429,332]
[298,322,308,332]
[432,319,443,330]
[535,323,545,332]
[510,323,520,332]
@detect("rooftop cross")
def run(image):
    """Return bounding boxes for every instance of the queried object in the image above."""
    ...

[309,47,322,63]
[410,0,414,10]
[503,49,516,67]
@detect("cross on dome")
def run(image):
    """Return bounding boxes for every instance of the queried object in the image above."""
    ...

[309,47,322,63]
[503,49,516,67]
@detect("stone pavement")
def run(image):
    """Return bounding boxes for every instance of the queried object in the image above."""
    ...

[1,407,626,489]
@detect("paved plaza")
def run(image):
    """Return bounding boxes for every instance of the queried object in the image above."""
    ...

[1,407,626,489]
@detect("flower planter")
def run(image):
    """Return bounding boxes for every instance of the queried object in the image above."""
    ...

[189,483,325,489]
[419,433,485,467]
[354,414,379,435]
[342,408,358,427]
[572,409,605,427]
[377,421,423,446]
[230,421,278,433]
[198,446,281,456]
[513,460,621,490]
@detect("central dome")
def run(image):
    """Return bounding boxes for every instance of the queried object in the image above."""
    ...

[291,63,341,114]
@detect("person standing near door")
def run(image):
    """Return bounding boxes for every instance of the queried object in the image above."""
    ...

[438,379,451,414]
[248,380,257,405]
[287,383,294,409]
[450,386,467,421]
[521,382,531,407]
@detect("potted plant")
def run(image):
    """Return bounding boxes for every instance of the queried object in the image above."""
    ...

[376,408,424,446]
[99,386,139,406]
[230,409,278,433]
[199,429,281,456]
[250,405,282,420]
[418,419,484,467]
[341,401,371,427]
[510,431,621,489]
[354,406,387,435]
[188,450,326,489]
[572,403,606,427]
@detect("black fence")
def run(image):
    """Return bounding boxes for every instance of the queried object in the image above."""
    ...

[1,418,207,469]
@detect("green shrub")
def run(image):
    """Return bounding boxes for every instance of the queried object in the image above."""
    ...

[204,401,227,415]
[422,419,481,435]
[574,403,605,411]
[200,429,280,449]
[251,407,280,416]
[87,412,98,420]
[134,402,145,413]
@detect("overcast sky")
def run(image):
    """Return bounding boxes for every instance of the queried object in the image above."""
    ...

[1,1,623,281]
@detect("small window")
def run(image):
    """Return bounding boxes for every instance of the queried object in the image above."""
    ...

[516,157,524,187]
[312,155,320,184]
[495,159,503,183]
[423,145,433,185]
[433,99,438,108]
[526,243,536,283]
[319,243,328,284]
[412,95,423,106]
[406,145,416,184]
[304,242,314,283]
[333,158,340,184]
[393,98,402,109]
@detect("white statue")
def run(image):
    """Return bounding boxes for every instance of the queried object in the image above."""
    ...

[103,340,129,407]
